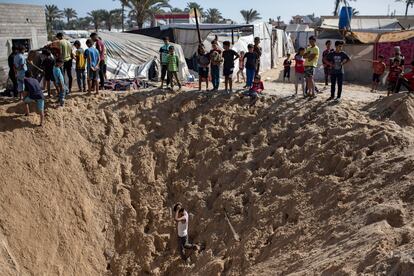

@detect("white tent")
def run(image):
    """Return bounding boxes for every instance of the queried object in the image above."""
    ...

[70,32,189,81]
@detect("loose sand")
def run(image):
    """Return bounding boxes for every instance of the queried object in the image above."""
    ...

[0,75,414,275]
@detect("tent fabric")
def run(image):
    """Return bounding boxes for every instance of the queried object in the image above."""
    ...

[320,18,402,32]
[375,38,414,69]
[173,29,211,58]
[87,32,189,80]
[126,27,175,42]
[377,30,414,43]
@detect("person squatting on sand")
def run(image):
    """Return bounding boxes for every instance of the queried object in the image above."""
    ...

[167,46,182,91]
[240,74,264,107]
[173,203,199,261]
[222,40,239,93]
[23,71,45,126]
[324,40,351,102]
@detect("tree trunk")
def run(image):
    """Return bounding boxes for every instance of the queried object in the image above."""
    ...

[122,3,125,32]
[406,2,409,17]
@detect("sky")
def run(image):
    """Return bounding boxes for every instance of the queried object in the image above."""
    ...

[1,0,413,23]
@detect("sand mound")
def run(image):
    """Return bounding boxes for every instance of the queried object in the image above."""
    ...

[1,90,414,275]
[365,93,414,127]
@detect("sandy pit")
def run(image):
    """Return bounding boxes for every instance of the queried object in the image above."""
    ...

[0,77,414,275]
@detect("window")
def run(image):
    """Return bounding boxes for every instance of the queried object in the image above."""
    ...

[12,39,31,51]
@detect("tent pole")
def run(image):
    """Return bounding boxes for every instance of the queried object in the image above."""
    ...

[194,8,202,44]
[231,29,235,44]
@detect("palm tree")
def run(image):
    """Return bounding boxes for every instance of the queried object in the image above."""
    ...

[205,8,222,23]
[276,16,282,27]
[45,4,63,35]
[63,8,77,24]
[76,17,91,30]
[88,9,106,31]
[352,8,360,15]
[127,0,170,29]
[171,7,184,12]
[333,0,357,16]
[114,0,129,31]
[240,9,261,24]
[185,2,204,16]
[107,9,123,31]
[396,0,414,16]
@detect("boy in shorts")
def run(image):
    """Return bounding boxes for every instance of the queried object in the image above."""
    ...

[167,46,182,91]
[23,71,45,126]
[222,41,239,93]
[85,39,100,94]
[41,49,56,97]
[372,56,386,93]
[304,36,319,98]
[197,44,210,91]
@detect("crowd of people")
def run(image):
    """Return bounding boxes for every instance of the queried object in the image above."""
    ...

[6,32,414,126]
[7,32,107,125]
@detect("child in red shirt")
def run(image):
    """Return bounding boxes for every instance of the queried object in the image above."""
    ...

[394,60,414,94]
[387,59,403,96]
[240,75,264,107]
[294,47,305,96]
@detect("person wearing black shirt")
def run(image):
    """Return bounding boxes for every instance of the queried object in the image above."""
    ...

[8,46,18,97]
[243,44,258,88]
[324,41,351,102]
[23,71,45,126]
[222,41,239,93]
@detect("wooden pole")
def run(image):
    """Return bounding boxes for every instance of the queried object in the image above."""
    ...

[194,8,202,44]
[231,29,235,45]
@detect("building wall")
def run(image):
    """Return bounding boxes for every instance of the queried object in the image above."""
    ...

[0,3,48,88]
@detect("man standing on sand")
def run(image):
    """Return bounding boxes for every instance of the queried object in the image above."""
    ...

[173,203,199,261]
[304,36,320,98]
[8,46,18,97]
[159,37,171,89]
[56,33,73,94]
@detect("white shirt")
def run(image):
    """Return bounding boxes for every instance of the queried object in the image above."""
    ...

[177,210,188,237]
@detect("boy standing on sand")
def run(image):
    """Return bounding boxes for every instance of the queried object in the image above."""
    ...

[237,51,245,83]
[322,40,333,86]
[304,36,319,99]
[23,71,45,126]
[173,203,199,261]
[167,46,182,91]
[243,44,258,88]
[362,55,387,93]
[222,41,239,93]
[325,41,351,102]
[41,49,56,97]
[74,40,86,92]
[85,39,100,94]
[283,53,292,82]
[253,37,262,75]
[394,60,414,94]
[210,41,222,91]
[53,59,68,107]
[14,45,27,100]
[159,37,171,89]
[294,48,306,97]
[197,44,210,91]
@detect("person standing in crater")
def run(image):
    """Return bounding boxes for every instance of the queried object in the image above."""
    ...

[173,203,199,261]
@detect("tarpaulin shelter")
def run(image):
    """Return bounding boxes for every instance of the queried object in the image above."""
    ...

[78,32,189,80]
[320,17,403,33]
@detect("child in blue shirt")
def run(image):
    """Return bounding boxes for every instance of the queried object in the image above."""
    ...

[85,39,101,94]
[13,45,27,99]
[53,58,68,107]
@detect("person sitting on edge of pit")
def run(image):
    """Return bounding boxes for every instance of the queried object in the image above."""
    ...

[240,74,264,107]
[173,203,199,261]
[23,70,45,126]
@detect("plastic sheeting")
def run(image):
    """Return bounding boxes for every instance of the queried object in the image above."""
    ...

[98,32,189,80]
[173,29,211,58]
[320,18,402,32]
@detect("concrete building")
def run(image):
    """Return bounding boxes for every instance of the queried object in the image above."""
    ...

[0,3,48,88]
[154,9,202,26]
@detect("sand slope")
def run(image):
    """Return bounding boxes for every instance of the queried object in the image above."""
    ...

[0,89,414,275]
